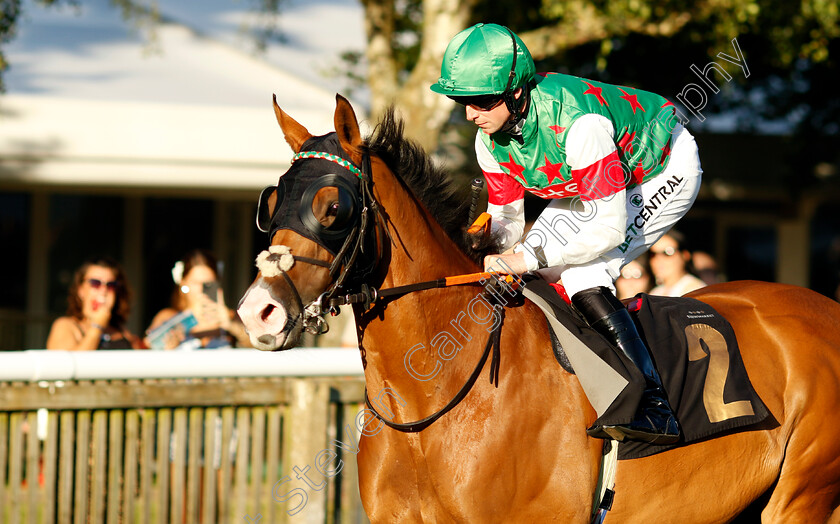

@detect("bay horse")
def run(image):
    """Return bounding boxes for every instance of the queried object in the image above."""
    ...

[237,94,840,523]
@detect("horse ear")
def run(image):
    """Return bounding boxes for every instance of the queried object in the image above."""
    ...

[273,94,313,153]
[334,94,364,165]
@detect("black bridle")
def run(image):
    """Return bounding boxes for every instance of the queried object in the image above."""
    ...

[256,139,509,432]
[256,145,386,338]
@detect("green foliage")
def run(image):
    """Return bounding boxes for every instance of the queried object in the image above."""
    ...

[381,0,423,76]
[532,0,837,70]
[238,0,287,52]
[0,0,22,79]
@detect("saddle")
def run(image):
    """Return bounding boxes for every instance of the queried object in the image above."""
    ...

[525,279,771,460]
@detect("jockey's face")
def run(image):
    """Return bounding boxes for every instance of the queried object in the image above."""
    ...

[463,88,521,135]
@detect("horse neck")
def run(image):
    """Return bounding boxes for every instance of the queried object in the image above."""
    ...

[371,159,479,285]
[353,165,597,461]
[356,163,501,410]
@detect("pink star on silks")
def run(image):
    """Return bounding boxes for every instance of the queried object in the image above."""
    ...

[582,81,608,106]
[499,154,526,183]
[549,125,567,147]
[618,88,645,114]
[537,72,558,77]
[660,139,672,164]
[536,155,564,184]
[617,130,636,156]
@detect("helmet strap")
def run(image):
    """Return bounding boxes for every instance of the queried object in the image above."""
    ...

[500,28,527,133]
[500,85,530,134]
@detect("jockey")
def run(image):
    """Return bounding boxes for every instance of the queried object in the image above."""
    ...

[431,23,703,444]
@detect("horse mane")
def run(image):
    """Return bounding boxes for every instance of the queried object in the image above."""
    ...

[363,108,501,264]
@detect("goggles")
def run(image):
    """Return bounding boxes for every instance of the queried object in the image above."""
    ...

[449,94,505,111]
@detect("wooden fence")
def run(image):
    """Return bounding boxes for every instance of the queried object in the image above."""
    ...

[0,352,370,524]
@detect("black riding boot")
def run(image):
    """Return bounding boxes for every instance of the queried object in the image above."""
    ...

[571,286,680,445]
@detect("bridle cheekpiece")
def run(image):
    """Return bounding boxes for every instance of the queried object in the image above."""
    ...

[254,134,385,339]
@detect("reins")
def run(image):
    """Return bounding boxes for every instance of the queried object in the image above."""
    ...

[324,271,516,311]
[266,146,518,432]
[364,305,504,433]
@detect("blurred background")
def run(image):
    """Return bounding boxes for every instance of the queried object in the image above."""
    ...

[1,0,839,349]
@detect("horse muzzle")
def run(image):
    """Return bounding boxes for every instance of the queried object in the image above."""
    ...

[237,279,300,351]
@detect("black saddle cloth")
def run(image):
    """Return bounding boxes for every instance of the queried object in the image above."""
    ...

[526,280,771,460]
[618,293,771,459]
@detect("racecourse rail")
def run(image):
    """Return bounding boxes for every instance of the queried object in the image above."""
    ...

[0,348,369,524]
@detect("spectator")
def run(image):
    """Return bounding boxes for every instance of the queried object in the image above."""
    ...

[46,256,143,350]
[649,231,707,297]
[616,254,652,300]
[692,250,723,286]
[147,249,249,349]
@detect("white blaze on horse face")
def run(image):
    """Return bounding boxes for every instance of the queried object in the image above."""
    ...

[237,280,289,351]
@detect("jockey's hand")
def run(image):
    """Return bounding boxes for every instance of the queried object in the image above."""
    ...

[483,252,528,276]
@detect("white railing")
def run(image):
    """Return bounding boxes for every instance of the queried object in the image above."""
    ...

[0,348,370,524]
[0,348,365,381]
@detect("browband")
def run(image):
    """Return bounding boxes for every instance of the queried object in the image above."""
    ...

[292,151,364,179]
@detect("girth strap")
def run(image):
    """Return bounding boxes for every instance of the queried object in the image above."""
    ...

[364,305,504,433]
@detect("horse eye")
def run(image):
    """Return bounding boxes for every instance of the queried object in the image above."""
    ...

[326,202,339,218]
[309,185,355,230]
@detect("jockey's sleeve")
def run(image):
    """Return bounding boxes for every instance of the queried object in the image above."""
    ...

[475,133,525,250]
[515,114,627,270]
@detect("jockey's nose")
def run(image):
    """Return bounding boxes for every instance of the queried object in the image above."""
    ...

[465,105,480,122]
[237,281,288,351]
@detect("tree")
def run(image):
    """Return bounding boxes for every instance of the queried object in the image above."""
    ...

[0,0,23,76]
[3,0,836,156]
[358,0,840,153]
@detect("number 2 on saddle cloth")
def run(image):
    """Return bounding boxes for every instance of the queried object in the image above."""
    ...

[523,278,770,460]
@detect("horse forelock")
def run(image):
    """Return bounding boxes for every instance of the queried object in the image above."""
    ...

[299,132,352,162]
[363,108,501,263]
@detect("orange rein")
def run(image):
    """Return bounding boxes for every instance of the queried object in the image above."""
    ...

[325,270,520,312]
[443,271,516,287]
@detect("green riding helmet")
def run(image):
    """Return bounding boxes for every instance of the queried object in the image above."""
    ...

[430,23,535,97]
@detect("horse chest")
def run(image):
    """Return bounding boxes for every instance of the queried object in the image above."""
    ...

[359,420,595,522]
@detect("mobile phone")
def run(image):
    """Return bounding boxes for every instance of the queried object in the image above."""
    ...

[202,281,220,301]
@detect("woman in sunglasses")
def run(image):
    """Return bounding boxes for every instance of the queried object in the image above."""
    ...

[46,256,142,350]
[648,231,707,297]
[431,23,704,444]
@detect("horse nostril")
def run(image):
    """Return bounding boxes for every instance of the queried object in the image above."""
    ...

[261,304,276,322]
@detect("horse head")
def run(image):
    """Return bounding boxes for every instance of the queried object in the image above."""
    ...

[239,93,503,353]
[238,94,384,350]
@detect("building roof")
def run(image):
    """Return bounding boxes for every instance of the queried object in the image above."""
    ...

[0,0,366,192]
